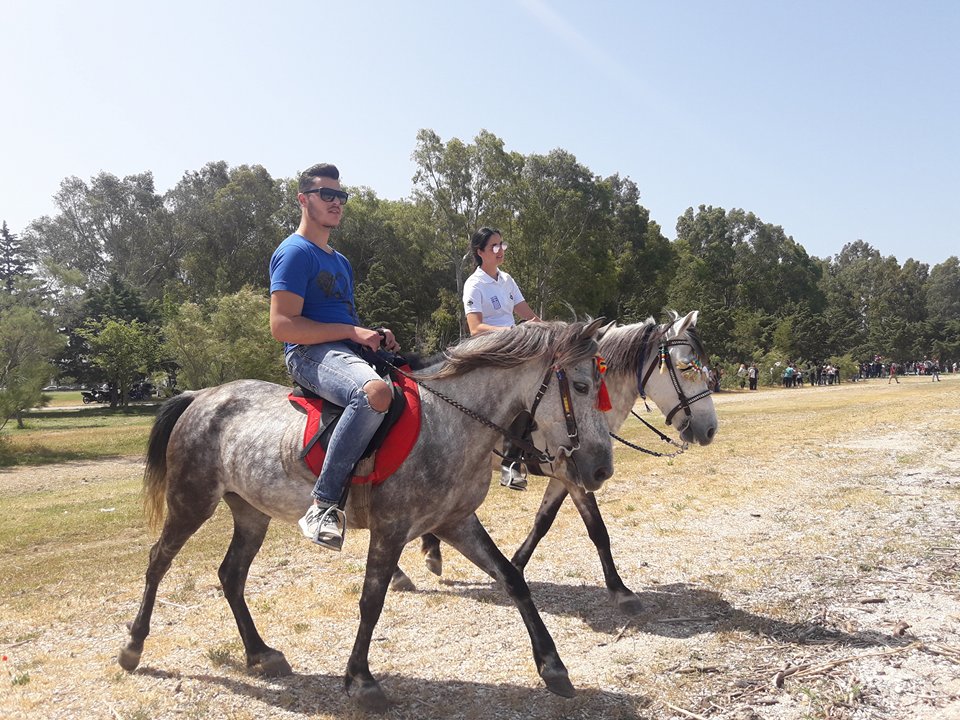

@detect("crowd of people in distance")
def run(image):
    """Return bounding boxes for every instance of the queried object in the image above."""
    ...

[774,362,840,388]
[857,356,951,381]
[720,356,956,393]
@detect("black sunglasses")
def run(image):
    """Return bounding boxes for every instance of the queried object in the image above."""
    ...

[303,188,349,204]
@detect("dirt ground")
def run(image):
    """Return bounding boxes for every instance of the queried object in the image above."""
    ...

[2,377,959,719]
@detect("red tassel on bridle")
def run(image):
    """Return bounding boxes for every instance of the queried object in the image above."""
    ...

[596,356,612,412]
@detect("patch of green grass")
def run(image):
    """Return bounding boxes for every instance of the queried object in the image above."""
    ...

[0,406,155,466]
[38,391,84,408]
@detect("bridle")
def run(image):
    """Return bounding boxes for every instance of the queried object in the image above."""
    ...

[608,323,712,458]
[525,364,581,460]
[636,332,713,427]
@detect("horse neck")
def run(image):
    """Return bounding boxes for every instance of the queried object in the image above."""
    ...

[601,323,660,431]
[423,359,552,448]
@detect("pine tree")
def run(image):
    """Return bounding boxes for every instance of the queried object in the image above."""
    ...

[0,221,32,292]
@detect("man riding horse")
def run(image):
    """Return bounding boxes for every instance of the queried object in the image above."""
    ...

[269,163,400,551]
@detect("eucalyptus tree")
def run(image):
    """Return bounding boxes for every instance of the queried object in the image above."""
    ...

[603,175,675,321]
[411,128,520,333]
[174,164,287,300]
[668,206,823,360]
[336,190,445,349]
[20,171,174,298]
[508,149,613,319]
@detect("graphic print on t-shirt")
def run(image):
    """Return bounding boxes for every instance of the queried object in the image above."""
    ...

[491,296,501,310]
[316,270,358,322]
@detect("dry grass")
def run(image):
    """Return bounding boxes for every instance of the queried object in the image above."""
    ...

[2,375,960,719]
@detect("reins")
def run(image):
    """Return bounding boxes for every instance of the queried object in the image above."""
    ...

[378,354,577,464]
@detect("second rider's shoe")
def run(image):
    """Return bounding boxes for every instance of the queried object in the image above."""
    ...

[500,465,527,491]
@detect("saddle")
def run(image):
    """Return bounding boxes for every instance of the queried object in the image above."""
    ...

[288,360,422,485]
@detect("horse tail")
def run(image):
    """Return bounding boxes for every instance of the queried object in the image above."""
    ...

[144,392,197,531]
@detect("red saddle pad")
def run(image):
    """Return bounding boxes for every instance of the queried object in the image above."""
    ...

[288,371,422,485]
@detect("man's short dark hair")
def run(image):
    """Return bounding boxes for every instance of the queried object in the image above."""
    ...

[299,163,340,192]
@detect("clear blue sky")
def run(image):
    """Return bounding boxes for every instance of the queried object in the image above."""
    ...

[3,1,958,267]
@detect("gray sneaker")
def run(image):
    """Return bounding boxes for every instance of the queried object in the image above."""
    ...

[500,464,527,491]
[299,504,345,551]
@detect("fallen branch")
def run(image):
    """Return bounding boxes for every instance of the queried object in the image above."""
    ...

[662,700,709,720]
[774,643,920,687]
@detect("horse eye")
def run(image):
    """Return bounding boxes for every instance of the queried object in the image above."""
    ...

[572,381,589,394]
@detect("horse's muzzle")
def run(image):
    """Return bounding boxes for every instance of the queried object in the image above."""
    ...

[577,459,613,493]
[679,419,717,446]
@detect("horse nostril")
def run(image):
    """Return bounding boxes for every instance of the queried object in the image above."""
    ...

[706,426,716,440]
[594,465,613,483]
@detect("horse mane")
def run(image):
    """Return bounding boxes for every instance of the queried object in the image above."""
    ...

[600,312,708,377]
[599,317,660,378]
[419,321,600,380]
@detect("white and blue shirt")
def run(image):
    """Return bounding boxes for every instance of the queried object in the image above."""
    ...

[462,267,525,328]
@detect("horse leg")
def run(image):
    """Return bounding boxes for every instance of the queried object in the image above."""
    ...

[567,486,650,616]
[345,531,406,712]
[420,533,442,575]
[436,514,575,698]
[219,494,291,676]
[511,477,568,570]
[119,496,218,672]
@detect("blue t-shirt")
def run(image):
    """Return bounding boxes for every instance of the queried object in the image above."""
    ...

[269,234,360,353]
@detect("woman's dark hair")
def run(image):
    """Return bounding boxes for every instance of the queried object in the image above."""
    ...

[469,226,501,267]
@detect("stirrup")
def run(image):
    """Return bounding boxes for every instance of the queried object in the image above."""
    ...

[500,461,528,490]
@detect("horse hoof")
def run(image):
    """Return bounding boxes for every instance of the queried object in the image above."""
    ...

[614,591,658,617]
[118,646,142,672]
[542,668,576,698]
[424,553,442,577]
[354,681,391,713]
[390,569,417,593]
[249,651,292,677]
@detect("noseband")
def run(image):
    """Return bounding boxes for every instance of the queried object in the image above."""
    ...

[637,335,713,426]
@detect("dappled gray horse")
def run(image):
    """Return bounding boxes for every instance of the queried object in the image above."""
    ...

[409,311,718,614]
[118,319,614,711]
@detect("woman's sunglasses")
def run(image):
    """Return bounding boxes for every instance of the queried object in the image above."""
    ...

[303,188,349,204]
[487,242,509,253]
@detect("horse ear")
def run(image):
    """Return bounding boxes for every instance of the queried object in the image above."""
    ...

[673,310,698,337]
[584,316,607,338]
[597,320,616,340]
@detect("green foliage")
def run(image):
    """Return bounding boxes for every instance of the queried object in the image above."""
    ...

[355,260,416,346]
[421,288,463,354]
[827,353,859,382]
[0,306,64,429]
[0,221,33,292]
[9,135,960,375]
[77,318,160,407]
[162,287,286,390]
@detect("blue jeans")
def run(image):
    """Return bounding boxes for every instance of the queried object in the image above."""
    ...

[286,342,387,506]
